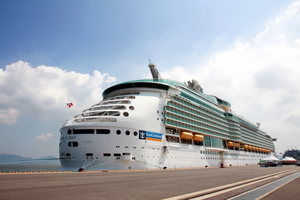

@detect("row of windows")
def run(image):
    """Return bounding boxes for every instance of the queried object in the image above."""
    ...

[165,118,231,139]
[172,98,226,125]
[171,95,262,141]
[240,126,273,148]
[67,129,138,136]
[168,103,241,136]
[68,129,111,134]
[103,92,140,101]
[74,117,117,123]
[165,108,231,136]
[77,111,131,118]
[175,92,224,120]
[64,153,260,161]
[76,94,137,119]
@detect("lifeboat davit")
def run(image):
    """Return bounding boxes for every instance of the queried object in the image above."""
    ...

[193,134,204,142]
[180,132,193,140]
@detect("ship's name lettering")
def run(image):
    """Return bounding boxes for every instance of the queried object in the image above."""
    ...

[60,136,76,140]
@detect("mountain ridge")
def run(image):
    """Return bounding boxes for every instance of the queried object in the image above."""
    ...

[0,153,58,163]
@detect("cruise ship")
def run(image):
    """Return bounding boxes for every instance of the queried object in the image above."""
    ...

[59,64,275,171]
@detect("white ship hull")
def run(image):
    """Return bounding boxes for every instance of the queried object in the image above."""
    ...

[59,64,275,171]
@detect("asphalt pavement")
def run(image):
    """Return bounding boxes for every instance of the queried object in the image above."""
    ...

[0,165,299,200]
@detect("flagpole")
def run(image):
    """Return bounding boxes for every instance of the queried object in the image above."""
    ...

[68,107,73,117]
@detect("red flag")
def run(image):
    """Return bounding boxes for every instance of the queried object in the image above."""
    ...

[67,103,73,107]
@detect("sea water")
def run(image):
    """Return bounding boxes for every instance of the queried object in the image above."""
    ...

[0,160,61,172]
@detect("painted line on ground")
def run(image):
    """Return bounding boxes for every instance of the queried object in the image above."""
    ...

[162,168,299,200]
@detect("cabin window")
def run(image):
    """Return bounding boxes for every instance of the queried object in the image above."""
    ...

[116,130,121,135]
[123,112,129,117]
[114,153,121,156]
[68,142,78,147]
[103,153,111,157]
[96,129,110,134]
[133,131,138,136]
[74,129,94,134]
[126,131,130,135]
[129,106,134,110]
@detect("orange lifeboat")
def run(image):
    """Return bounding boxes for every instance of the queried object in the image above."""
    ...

[180,132,193,140]
[243,144,249,149]
[227,141,234,147]
[193,134,204,142]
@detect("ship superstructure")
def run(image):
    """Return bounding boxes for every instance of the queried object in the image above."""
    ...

[59,64,275,171]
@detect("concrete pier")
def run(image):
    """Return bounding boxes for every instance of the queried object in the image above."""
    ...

[1,165,299,199]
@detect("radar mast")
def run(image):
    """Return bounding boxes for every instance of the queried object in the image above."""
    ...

[148,63,162,79]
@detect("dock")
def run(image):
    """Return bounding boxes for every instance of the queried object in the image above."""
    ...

[1,165,299,199]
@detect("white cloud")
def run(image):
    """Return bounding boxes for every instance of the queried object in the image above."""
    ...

[163,1,300,153]
[36,133,53,141]
[0,61,116,121]
[0,108,19,124]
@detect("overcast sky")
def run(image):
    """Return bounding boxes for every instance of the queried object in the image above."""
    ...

[1,0,299,158]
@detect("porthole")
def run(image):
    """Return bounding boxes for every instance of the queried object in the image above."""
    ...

[116,130,121,135]
[133,131,138,136]
[126,131,130,135]
[123,112,129,117]
[129,106,134,110]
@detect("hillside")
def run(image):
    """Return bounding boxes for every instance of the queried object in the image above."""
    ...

[0,154,58,163]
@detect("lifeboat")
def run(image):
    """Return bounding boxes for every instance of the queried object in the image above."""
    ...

[193,134,204,142]
[227,141,234,147]
[220,105,230,112]
[243,144,249,149]
[180,132,193,140]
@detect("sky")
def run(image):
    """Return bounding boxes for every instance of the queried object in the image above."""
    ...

[0,0,299,158]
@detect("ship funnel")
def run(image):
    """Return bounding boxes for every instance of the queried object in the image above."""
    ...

[148,63,162,79]
[187,79,203,93]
